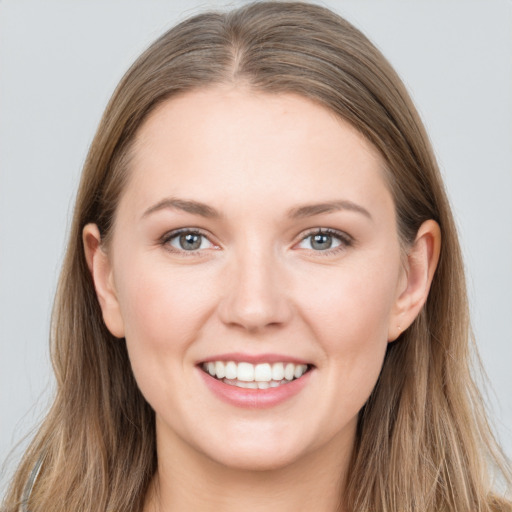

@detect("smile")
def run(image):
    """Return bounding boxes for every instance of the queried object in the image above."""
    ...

[201,361,310,389]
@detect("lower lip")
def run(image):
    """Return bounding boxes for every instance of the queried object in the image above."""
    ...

[198,368,313,409]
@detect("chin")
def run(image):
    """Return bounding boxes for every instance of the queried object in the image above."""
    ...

[193,425,317,472]
[206,444,306,472]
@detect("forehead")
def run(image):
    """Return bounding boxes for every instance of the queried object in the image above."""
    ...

[121,86,391,218]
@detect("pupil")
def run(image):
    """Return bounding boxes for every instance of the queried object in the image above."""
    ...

[312,234,332,250]
[180,233,201,250]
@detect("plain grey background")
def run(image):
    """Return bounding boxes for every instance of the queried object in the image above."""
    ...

[1,0,511,492]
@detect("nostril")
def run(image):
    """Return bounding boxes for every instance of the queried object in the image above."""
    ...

[218,296,293,332]
[216,262,293,331]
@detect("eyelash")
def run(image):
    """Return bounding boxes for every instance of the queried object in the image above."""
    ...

[296,228,353,255]
[160,227,353,256]
[160,228,217,257]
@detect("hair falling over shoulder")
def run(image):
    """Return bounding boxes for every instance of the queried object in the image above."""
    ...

[2,2,511,511]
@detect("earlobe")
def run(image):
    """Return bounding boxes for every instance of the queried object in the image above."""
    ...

[388,219,441,341]
[83,223,125,338]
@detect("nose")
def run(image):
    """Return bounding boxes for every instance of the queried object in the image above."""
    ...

[217,246,293,332]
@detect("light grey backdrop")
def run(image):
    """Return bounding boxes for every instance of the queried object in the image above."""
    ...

[1,0,511,492]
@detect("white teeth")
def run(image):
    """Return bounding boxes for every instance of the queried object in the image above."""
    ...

[271,362,284,381]
[234,381,258,389]
[284,363,295,381]
[215,361,225,379]
[202,360,309,384]
[225,361,237,380]
[223,378,289,389]
[254,363,272,382]
[237,362,254,382]
[294,364,307,379]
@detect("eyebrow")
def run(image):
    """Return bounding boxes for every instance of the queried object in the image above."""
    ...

[287,200,373,220]
[142,198,221,219]
[142,197,372,221]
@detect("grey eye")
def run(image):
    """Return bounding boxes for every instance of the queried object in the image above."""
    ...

[168,232,213,251]
[311,233,334,250]
[298,232,342,251]
[180,233,202,250]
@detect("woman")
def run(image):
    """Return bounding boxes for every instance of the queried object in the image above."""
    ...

[2,1,511,511]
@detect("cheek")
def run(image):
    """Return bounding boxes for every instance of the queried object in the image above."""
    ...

[112,255,217,393]
[116,256,214,341]
[295,254,400,391]
[300,259,398,340]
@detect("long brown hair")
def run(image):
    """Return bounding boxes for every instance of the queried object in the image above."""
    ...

[3,2,511,511]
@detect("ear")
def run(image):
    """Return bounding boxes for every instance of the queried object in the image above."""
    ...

[83,223,125,338]
[388,219,441,341]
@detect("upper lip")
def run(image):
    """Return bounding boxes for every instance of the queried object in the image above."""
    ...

[198,352,312,365]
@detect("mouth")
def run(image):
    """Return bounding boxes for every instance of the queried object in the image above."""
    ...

[199,360,313,390]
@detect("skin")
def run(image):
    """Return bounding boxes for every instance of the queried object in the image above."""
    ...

[84,86,440,512]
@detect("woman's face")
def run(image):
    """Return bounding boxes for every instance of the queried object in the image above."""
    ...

[93,87,409,471]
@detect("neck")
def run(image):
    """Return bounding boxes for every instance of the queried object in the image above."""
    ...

[144,425,352,512]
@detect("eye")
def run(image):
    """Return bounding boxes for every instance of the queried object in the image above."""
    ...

[296,229,352,252]
[163,229,216,252]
